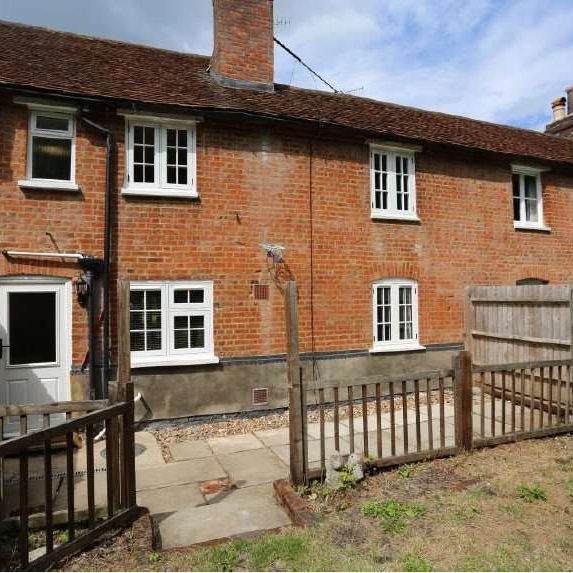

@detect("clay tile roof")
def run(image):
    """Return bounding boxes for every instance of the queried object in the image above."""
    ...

[1,19,572,167]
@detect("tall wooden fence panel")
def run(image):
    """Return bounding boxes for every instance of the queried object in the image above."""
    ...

[466,284,572,366]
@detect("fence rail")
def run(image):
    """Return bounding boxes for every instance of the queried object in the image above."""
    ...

[298,353,573,483]
[0,384,137,571]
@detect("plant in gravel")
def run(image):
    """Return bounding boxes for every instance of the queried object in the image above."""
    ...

[361,499,426,534]
[565,476,573,501]
[339,464,358,490]
[201,542,242,572]
[400,551,433,572]
[148,552,160,564]
[516,484,547,502]
[397,464,416,479]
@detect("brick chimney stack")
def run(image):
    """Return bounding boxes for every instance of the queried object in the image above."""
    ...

[210,0,274,92]
[546,88,573,139]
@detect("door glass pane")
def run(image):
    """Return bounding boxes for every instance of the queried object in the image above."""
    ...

[9,292,56,365]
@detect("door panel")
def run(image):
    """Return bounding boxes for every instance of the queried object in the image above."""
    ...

[0,280,70,436]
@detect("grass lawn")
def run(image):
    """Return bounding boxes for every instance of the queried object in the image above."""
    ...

[61,435,573,571]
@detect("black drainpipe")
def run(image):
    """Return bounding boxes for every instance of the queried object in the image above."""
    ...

[78,256,103,398]
[80,116,114,399]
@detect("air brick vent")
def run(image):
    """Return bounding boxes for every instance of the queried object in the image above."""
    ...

[252,387,269,406]
[253,283,269,300]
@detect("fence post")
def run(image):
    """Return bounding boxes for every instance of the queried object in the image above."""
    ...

[454,350,473,451]
[116,279,131,403]
[285,281,306,485]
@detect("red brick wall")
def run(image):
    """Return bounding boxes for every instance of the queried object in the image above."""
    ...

[0,95,107,366]
[211,0,274,87]
[2,95,573,368]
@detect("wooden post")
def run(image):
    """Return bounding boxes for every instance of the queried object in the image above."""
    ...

[116,279,131,402]
[464,287,474,359]
[454,350,473,451]
[285,281,306,485]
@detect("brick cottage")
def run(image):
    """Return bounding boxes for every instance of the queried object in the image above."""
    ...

[1,0,573,427]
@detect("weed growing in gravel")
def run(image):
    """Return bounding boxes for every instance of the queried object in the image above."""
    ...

[148,552,160,564]
[339,464,358,489]
[361,499,426,533]
[397,464,416,479]
[515,484,547,502]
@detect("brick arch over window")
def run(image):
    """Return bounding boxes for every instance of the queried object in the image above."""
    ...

[516,277,549,285]
[371,262,421,282]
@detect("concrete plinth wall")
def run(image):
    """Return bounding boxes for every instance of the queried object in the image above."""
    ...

[131,346,460,420]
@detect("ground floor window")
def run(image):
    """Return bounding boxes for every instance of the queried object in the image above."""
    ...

[372,279,420,351]
[129,280,216,367]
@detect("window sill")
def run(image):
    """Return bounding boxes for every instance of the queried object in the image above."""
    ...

[121,187,199,199]
[371,212,420,222]
[18,179,80,192]
[369,344,426,354]
[131,355,219,368]
[513,222,551,233]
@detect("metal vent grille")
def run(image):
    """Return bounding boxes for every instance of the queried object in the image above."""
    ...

[253,284,269,300]
[252,387,269,406]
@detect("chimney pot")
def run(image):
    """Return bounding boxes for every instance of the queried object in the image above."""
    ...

[210,0,274,92]
[551,96,567,122]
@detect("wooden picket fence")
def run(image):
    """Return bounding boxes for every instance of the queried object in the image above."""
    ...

[294,353,573,483]
[0,383,137,570]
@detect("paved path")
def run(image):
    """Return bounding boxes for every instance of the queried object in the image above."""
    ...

[2,394,544,549]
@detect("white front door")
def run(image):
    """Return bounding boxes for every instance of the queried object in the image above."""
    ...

[0,278,71,436]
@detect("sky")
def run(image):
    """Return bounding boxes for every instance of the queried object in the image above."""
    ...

[0,0,572,131]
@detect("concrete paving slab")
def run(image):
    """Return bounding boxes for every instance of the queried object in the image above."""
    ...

[306,420,349,439]
[217,448,287,487]
[54,472,108,512]
[158,484,291,548]
[207,433,264,456]
[170,440,213,461]
[138,482,205,515]
[253,427,291,446]
[137,457,226,491]
[132,431,166,468]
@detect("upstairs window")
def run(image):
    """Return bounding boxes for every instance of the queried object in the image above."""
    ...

[372,279,421,352]
[124,120,197,198]
[19,110,77,190]
[129,281,216,367]
[512,166,545,230]
[371,146,417,220]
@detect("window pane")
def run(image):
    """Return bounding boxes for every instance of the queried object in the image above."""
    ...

[130,332,145,352]
[178,148,187,166]
[373,153,380,171]
[146,311,162,329]
[167,166,176,184]
[178,130,188,147]
[167,148,176,165]
[146,331,162,351]
[32,137,72,180]
[178,168,188,185]
[174,329,188,349]
[174,315,188,329]
[174,290,188,304]
[144,165,154,183]
[144,146,154,164]
[130,290,144,310]
[144,127,155,144]
[36,115,69,131]
[524,175,537,199]
[130,311,144,331]
[189,315,205,329]
[134,145,143,163]
[190,330,205,348]
[146,291,162,309]
[167,129,176,147]
[134,126,144,144]
[8,292,56,365]
[134,165,143,182]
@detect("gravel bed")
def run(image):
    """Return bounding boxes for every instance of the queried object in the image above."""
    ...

[149,390,455,462]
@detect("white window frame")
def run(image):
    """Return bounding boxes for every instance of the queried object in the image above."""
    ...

[18,106,79,191]
[370,144,419,221]
[130,280,217,367]
[122,117,197,199]
[511,165,549,231]
[370,278,424,353]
